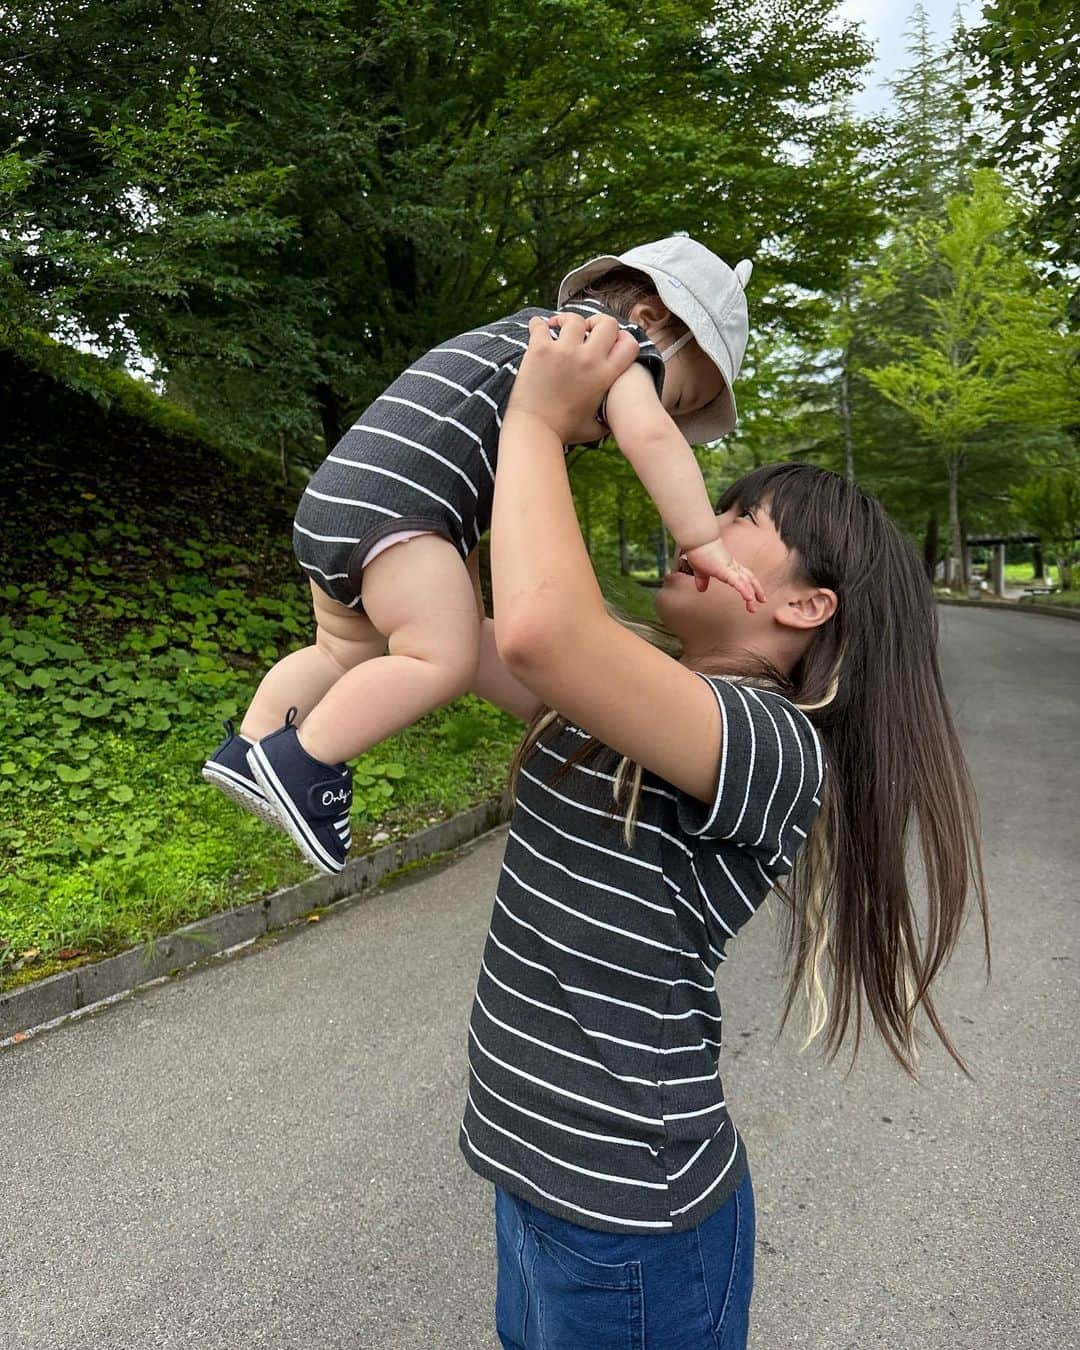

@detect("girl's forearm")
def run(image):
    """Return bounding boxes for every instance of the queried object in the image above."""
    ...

[491,409,607,656]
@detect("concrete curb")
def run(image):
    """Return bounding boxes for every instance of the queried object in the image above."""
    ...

[937,597,1080,621]
[1,795,511,1047]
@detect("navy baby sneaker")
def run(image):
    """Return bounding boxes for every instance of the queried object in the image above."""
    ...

[202,720,284,830]
[246,708,353,874]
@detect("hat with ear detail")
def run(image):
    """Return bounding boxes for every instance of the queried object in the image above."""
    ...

[557,235,753,444]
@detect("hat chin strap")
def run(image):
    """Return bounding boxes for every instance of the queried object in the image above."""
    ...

[660,329,694,363]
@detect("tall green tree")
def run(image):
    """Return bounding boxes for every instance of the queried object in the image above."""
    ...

[1013,461,1080,590]
[863,170,1077,586]
[1,0,878,460]
[966,0,1080,316]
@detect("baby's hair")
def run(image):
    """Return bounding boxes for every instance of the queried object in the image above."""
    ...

[563,265,689,341]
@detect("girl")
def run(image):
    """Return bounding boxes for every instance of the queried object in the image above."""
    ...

[202,237,764,874]
[460,312,988,1349]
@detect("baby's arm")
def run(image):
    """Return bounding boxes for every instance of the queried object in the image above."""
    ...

[602,364,763,609]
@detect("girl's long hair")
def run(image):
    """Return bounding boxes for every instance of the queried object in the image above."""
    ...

[510,462,989,1079]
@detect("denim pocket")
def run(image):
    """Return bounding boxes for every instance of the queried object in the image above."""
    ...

[528,1222,644,1350]
[698,1172,755,1350]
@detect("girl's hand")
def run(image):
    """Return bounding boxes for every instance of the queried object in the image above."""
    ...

[505,312,640,445]
[683,537,767,613]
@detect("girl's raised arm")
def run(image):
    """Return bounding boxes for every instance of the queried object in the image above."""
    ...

[491,313,725,803]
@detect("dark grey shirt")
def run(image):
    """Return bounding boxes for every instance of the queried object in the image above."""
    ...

[459,675,825,1232]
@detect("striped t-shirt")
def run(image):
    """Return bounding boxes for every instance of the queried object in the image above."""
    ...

[292,303,664,608]
[459,675,825,1233]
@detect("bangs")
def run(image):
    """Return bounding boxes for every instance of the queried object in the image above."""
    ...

[716,462,858,588]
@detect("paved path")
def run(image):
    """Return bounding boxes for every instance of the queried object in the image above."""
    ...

[2,608,1077,1349]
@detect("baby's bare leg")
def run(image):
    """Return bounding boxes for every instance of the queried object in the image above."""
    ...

[239,581,386,741]
[296,534,481,765]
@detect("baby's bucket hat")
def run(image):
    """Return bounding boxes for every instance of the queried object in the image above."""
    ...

[557,235,753,444]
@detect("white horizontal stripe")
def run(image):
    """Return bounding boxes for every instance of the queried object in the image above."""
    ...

[662,1099,726,1122]
[666,1121,727,1181]
[711,850,759,918]
[466,1091,666,1190]
[481,958,716,1057]
[690,857,738,938]
[375,395,495,484]
[460,1125,672,1229]
[474,991,657,1086]
[468,1025,662,1126]
[769,701,807,865]
[670,1130,741,1217]
[514,794,662,875]
[792,824,806,838]
[349,425,478,497]
[494,895,716,992]
[508,828,670,915]
[433,345,501,372]
[486,928,720,1024]
[297,561,351,582]
[657,1071,722,1087]
[470,1061,660,1154]
[664,881,727,965]
[502,864,709,965]
[745,691,783,847]
[535,738,676,803]
[694,673,732,836]
[464,329,529,350]
[519,763,693,861]
[325,458,463,524]
[303,486,407,516]
[812,796,821,806]
[293,522,364,544]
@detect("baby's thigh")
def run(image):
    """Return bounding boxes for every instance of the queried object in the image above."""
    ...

[361,535,480,669]
[308,580,386,667]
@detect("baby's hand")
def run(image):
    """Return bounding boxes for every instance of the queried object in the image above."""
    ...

[683,538,767,613]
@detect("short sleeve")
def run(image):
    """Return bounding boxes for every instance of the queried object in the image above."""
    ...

[677,675,825,874]
[558,301,665,425]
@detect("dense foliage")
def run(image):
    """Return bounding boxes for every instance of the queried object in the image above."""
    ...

[0,349,521,987]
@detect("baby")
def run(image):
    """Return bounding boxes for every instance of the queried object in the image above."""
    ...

[203,235,762,873]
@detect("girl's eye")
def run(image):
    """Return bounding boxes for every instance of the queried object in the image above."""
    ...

[739,507,756,522]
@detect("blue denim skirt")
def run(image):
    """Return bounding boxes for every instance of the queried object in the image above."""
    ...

[493,1168,755,1350]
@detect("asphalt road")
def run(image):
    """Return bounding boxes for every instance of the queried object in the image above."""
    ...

[2,607,1077,1350]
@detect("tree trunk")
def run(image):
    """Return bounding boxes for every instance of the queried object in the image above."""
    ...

[617,493,630,574]
[959,516,970,590]
[946,455,962,589]
[839,351,855,484]
[1033,544,1045,582]
[316,382,343,453]
[657,515,670,578]
[923,511,939,581]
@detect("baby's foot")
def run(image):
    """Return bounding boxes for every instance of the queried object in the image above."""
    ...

[246,708,353,875]
[202,720,285,831]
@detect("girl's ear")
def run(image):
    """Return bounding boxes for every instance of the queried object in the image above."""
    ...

[776,588,838,631]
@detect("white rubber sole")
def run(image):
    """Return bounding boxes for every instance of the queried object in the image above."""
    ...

[245,743,346,875]
[202,762,286,832]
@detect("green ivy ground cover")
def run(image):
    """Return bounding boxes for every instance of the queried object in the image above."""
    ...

[0,355,522,992]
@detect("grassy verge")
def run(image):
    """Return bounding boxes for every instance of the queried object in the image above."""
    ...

[1023,589,1080,607]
